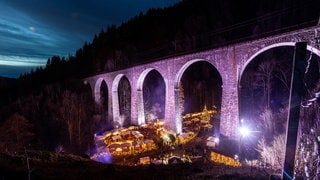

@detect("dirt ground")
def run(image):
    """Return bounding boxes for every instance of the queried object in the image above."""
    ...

[0,151,277,180]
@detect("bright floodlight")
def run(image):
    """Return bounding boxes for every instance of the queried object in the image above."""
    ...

[214,137,220,144]
[239,126,250,137]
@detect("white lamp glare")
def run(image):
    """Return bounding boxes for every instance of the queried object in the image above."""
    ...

[239,126,250,137]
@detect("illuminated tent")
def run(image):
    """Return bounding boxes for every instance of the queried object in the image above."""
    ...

[107,143,121,153]
[132,141,143,151]
[121,142,132,152]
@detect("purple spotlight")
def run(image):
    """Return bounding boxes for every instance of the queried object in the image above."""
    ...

[92,152,112,164]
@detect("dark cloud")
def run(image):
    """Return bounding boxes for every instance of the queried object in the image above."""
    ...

[0,0,179,78]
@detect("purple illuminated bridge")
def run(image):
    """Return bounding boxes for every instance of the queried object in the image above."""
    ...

[84,25,320,139]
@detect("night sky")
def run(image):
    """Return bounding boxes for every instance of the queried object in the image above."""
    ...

[0,0,179,78]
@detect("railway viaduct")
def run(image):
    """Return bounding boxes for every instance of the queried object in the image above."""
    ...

[84,25,320,139]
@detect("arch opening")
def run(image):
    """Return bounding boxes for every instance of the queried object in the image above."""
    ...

[176,60,222,136]
[93,79,113,134]
[112,74,131,129]
[239,45,320,159]
[118,76,131,128]
[100,80,108,122]
[142,69,166,123]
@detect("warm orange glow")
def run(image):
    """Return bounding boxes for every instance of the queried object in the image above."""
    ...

[101,121,166,156]
[210,152,241,167]
[92,107,217,165]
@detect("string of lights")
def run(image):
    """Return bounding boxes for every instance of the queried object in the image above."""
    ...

[302,17,320,108]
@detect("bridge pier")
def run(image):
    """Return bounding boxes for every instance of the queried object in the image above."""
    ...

[219,85,239,139]
[164,76,182,134]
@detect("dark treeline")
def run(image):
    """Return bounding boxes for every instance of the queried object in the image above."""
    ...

[19,0,320,82]
[3,0,317,105]
[0,0,319,155]
[0,77,95,154]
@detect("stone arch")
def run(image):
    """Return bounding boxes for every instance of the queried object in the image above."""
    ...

[112,74,130,128]
[240,42,320,79]
[136,68,166,124]
[238,42,320,135]
[137,68,155,91]
[175,59,223,88]
[118,76,131,127]
[174,59,223,134]
[100,80,108,121]
[92,78,111,126]
[93,78,105,105]
[142,69,166,123]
